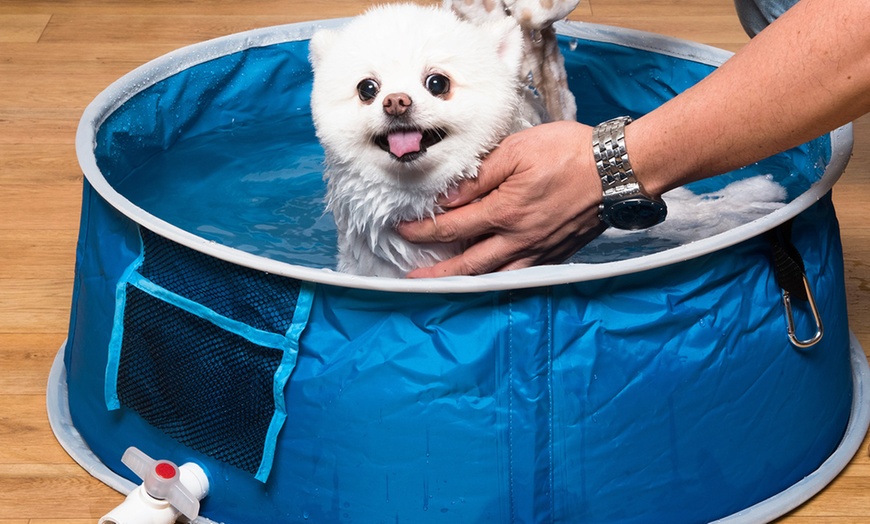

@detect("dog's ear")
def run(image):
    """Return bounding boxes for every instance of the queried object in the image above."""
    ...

[309,29,338,68]
[486,17,524,74]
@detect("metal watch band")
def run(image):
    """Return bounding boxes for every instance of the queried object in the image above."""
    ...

[592,116,637,191]
[593,116,667,230]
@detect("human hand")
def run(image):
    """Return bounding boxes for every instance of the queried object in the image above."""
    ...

[397,120,607,277]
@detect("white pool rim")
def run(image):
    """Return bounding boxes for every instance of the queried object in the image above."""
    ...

[74,18,854,294]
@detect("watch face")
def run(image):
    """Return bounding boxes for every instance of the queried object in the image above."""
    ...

[603,198,668,230]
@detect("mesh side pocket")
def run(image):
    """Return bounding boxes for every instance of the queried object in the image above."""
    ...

[138,228,300,335]
[117,285,284,476]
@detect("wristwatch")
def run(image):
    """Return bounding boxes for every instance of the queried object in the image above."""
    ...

[593,116,667,230]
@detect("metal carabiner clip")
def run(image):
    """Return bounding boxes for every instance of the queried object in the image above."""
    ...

[782,273,824,349]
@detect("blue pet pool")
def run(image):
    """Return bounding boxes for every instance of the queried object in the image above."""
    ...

[49,17,869,524]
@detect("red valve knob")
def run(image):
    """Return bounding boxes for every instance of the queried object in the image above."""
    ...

[154,462,177,480]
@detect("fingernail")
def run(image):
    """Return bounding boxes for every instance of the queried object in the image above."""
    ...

[438,185,461,205]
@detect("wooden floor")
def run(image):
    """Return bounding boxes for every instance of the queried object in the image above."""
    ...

[1,0,868,522]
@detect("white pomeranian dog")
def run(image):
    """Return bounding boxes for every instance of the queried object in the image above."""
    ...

[310,3,787,277]
[309,3,543,277]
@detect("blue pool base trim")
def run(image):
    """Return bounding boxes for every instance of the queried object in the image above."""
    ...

[49,333,870,524]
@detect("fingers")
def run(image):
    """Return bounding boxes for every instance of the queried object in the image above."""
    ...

[406,219,608,278]
[496,223,608,272]
[438,132,524,208]
[406,235,516,277]
[398,196,500,244]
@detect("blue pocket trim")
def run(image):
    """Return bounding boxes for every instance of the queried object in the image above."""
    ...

[105,236,145,410]
[257,281,315,481]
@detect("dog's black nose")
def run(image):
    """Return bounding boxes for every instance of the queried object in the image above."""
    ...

[383,93,412,116]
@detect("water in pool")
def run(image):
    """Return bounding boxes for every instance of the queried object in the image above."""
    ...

[116,114,337,269]
[115,112,824,270]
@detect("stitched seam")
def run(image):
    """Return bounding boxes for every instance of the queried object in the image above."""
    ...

[548,289,555,522]
[508,292,515,523]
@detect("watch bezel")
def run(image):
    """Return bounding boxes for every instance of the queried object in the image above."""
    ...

[599,196,668,231]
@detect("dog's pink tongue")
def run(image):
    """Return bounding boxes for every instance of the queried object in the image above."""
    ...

[387,130,423,158]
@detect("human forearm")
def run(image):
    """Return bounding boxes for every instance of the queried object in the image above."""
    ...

[627,0,870,197]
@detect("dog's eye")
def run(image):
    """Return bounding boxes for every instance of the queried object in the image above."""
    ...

[357,79,380,102]
[425,74,450,96]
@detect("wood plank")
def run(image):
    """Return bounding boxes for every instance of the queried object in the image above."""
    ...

[0,278,72,335]
[0,334,67,395]
[39,14,332,45]
[778,518,870,523]
[0,464,121,520]
[587,0,745,17]
[0,14,50,43]
[0,229,78,281]
[0,395,73,464]
[0,0,402,17]
[0,184,81,230]
[579,0,751,50]
[834,114,870,343]
[0,109,82,144]
[26,521,100,524]
[0,46,188,116]
[27,519,106,524]
[29,521,111,524]
[0,145,80,183]
[569,14,751,49]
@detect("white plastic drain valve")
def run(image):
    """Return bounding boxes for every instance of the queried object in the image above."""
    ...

[99,447,210,524]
